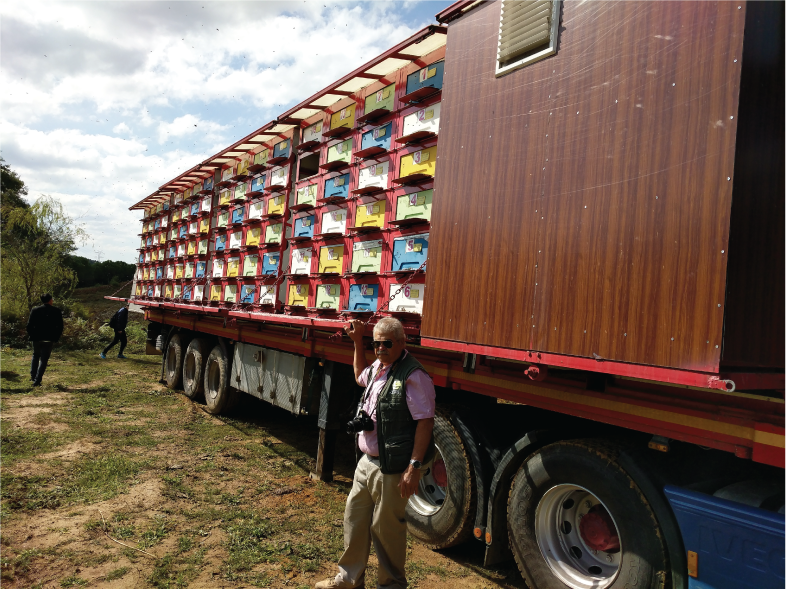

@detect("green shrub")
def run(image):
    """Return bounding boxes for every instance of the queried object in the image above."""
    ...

[59,317,104,350]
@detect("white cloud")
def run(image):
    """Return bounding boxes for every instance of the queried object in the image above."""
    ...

[0,0,445,265]
[156,114,227,144]
[1,120,208,262]
[1,2,425,125]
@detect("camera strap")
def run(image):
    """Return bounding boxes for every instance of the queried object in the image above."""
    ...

[358,359,399,419]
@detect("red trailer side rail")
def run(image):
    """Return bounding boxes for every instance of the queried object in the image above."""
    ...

[144,308,785,469]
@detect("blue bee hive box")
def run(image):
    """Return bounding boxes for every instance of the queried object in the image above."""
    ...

[360,122,393,153]
[405,61,444,96]
[240,285,255,303]
[261,252,279,275]
[391,233,429,271]
[250,175,266,193]
[294,215,315,239]
[346,284,378,311]
[324,173,350,200]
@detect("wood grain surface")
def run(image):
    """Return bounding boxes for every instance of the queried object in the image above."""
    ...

[423,1,749,372]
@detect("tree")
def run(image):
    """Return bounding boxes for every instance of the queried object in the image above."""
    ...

[63,254,135,287]
[1,195,88,317]
[1,157,29,212]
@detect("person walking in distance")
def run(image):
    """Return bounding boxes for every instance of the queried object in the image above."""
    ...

[316,317,435,589]
[26,293,64,387]
[100,304,129,359]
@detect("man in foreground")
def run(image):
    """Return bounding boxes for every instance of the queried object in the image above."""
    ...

[26,293,64,387]
[316,317,435,589]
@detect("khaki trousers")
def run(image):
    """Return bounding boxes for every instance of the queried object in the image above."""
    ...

[336,454,408,589]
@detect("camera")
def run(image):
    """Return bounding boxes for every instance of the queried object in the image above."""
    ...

[346,410,374,434]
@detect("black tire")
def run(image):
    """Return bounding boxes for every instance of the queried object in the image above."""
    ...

[406,410,476,549]
[507,440,668,589]
[164,333,186,390]
[203,345,238,414]
[183,338,208,400]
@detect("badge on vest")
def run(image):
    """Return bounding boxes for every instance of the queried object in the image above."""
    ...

[393,379,403,391]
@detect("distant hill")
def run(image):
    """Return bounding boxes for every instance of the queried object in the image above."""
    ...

[64,255,135,288]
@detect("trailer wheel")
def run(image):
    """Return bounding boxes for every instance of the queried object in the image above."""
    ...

[183,338,208,400]
[406,411,476,549]
[203,345,237,414]
[164,333,186,390]
[507,440,668,589]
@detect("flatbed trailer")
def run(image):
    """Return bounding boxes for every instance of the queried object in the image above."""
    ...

[115,2,785,588]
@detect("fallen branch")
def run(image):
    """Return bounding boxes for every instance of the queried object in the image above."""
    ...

[98,509,157,559]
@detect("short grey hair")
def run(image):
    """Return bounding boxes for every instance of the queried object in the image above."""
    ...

[373,317,405,342]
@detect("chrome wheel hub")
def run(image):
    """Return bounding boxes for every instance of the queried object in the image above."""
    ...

[535,484,622,588]
[408,446,447,516]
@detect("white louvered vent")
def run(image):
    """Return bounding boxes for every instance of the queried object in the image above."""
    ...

[497,0,560,76]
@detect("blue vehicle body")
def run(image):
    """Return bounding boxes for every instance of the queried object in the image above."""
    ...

[664,485,785,589]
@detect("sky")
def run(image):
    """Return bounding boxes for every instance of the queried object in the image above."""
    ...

[0,0,452,263]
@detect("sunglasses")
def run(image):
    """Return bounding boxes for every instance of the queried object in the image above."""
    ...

[372,340,394,349]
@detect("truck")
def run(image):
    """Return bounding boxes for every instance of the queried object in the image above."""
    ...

[116,1,784,588]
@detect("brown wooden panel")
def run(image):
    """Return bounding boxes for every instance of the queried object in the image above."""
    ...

[423,1,747,372]
[722,1,785,369]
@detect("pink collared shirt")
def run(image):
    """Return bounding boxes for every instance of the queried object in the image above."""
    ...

[356,350,436,457]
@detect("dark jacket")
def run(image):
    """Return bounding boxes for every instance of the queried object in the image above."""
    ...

[110,307,129,331]
[375,353,435,474]
[26,304,64,342]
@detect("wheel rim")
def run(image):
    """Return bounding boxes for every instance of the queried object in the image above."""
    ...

[535,484,622,589]
[184,354,196,388]
[206,361,220,402]
[408,446,447,516]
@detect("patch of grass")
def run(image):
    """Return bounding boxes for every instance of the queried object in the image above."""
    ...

[406,559,450,587]
[222,513,280,580]
[177,536,194,553]
[84,518,102,532]
[291,542,324,573]
[83,552,114,567]
[162,474,194,500]
[60,573,89,588]
[3,453,148,514]
[1,548,42,581]
[69,454,149,504]
[104,566,129,582]
[219,492,242,506]
[147,554,197,589]
[140,515,169,549]
[0,422,70,461]
[1,474,66,512]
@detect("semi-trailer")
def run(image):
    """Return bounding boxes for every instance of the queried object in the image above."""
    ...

[115,2,785,588]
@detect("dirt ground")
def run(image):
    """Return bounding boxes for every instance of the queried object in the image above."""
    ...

[1,296,525,588]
